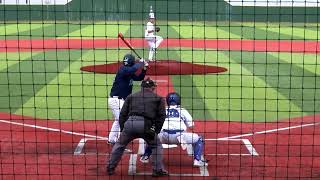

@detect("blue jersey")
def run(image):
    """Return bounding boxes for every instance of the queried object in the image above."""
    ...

[110,63,146,99]
[162,105,194,131]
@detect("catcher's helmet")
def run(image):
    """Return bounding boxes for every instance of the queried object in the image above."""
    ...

[141,77,157,88]
[123,54,135,66]
[166,92,181,106]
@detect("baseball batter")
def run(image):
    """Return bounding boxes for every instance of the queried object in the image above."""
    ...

[107,54,148,144]
[140,92,208,167]
[145,6,163,61]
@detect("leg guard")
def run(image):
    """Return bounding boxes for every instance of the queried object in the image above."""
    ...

[193,136,204,161]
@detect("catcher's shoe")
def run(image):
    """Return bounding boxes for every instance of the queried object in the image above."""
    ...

[139,155,150,163]
[107,141,115,145]
[193,159,208,167]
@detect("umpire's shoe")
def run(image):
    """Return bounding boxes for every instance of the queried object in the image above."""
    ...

[152,169,168,177]
[107,167,115,176]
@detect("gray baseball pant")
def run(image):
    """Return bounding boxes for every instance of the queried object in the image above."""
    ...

[107,116,164,171]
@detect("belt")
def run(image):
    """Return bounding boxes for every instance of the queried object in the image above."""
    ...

[110,96,124,100]
[163,129,183,134]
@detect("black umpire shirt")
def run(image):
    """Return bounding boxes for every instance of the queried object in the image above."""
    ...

[119,89,166,134]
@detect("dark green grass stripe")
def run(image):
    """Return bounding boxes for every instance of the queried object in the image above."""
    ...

[218,26,302,40]
[1,23,89,39]
[0,50,83,113]
[228,51,320,114]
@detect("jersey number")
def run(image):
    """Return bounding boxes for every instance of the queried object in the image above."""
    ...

[166,109,180,118]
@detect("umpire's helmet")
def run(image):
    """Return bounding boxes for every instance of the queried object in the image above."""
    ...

[141,77,157,88]
[123,54,135,66]
[166,92,181,106]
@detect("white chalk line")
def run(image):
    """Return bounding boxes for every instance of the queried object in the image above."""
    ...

[0,119,107,140]
[130,136,209,176]
[205,122,320,141]
[205,138,259,156]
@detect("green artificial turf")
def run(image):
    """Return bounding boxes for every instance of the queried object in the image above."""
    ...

[0,21,319,121]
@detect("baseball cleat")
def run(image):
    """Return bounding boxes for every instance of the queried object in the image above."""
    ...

[139,155,150,163]
[152,169,168,177]
[124,148,132,153]
[193,159,208,167]
[107,141,115,145]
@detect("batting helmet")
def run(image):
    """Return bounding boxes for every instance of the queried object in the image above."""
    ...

[141,77,157,88]
[166,92,181,106]
[123,54,135,66]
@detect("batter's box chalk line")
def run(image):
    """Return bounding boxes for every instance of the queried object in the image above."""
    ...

[74,138,133,155]
[205,138,259,156]
[128,154,210,176]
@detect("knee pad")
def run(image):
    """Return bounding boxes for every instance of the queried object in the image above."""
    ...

[198,136,204,143]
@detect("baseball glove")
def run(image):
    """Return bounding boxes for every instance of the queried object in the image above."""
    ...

[155,27,160,32]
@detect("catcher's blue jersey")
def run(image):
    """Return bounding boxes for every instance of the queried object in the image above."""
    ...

[162,105,194,131]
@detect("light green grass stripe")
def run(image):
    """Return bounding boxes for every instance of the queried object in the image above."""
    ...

[0,50,80,114]
[0,52,42,71]
[269,52,320,76]
[235,22,317,27]
[0,23,51,36]
[180,49,302,122]
[217,22,302,40]
[0,23,90,39]
[64,24,130,38]
[171,25,241,39]
[228,51,319,119]
[15,50,94,120]
[15,49,135,121]
[256,26,320,40]
[12,50,86,119]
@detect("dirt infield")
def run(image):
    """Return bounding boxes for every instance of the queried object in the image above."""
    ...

[0,112,319,179]
[1,38,320,53]
[80,60,228,75]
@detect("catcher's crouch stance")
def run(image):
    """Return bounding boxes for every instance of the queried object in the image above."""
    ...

[140,92,208,167]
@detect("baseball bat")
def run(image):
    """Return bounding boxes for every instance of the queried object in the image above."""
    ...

[118,33,142,59]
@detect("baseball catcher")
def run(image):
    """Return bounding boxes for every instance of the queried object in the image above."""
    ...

[140,92,208,167]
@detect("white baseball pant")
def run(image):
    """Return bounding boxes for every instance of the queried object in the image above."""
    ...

[108,97,125,143]
[145,35,163,61]
[158,131,200,146]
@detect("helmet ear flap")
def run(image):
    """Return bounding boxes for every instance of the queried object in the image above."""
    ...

[123,57,129,66]
[123,54,135,66]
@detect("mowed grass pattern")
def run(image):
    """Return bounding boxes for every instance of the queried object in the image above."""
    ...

[0,22,319,121]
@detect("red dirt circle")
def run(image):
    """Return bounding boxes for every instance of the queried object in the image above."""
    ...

[80,60,228,75]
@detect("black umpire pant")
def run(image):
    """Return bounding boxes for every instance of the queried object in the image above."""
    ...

[107,116,164,171]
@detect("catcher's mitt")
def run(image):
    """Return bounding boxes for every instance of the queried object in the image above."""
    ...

[155,27,160,32]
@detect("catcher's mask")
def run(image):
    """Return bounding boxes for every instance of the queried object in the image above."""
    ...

[141,78,157,89]
[166,92,181,106]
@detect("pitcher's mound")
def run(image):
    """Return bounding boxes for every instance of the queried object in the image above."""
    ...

[80,60,227,75]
